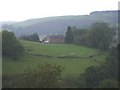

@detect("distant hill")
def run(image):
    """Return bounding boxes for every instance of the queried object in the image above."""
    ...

[0,21,16,30]
[2,10,118,37]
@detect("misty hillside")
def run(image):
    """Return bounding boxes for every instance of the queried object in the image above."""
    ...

[2,10,118,36]
[0,21,16,29]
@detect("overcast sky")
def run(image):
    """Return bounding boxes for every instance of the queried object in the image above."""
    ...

[0,0,119,21]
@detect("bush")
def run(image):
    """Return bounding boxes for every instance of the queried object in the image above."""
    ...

[77,46,118,88]
[12,63,64,88]
[2,30,24,59]
[77,66,105,88]
[98,79,118,88]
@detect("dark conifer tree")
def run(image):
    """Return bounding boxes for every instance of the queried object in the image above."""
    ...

[65,26,74,44]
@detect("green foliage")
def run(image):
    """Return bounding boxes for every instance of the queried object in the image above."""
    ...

[12,63,64,88]
[105,46,118,79]
[65,26,74,44]
[71,22,115,51]
[118,43,120,82]
[89,22,115,50]
[98,79,118,88]
[77,66,105,88]
[2,30,24,59]
[72,28,88,45]
[77,46,118,88]
[20,33,39,42]
[118,24,120,43]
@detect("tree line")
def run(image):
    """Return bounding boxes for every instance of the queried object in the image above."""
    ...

[20,33,39,42]
[65,22,117,51]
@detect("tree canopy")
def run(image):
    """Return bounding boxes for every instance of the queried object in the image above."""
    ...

[2,30,24,59]
[69,22,115,51]
[20,33,39,42]
[65,26,74,44]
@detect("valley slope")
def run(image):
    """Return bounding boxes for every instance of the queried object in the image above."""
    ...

[2,10,118,36]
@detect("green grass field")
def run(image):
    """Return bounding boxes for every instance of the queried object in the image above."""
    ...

[3,40,107,78]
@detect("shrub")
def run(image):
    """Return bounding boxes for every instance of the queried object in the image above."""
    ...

[2,30,24,59]
[13,63,64,88]
[98,79,118,88]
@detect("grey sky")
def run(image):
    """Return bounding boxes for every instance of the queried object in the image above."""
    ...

[0,0,119,21]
